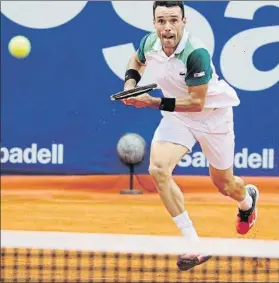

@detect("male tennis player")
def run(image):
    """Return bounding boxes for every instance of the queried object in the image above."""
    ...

[121,1,259,271]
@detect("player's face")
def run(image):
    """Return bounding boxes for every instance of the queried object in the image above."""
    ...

[154,6,186,53]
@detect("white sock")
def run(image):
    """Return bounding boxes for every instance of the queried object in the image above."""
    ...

[238,187,253,211]
[172,211,199,241]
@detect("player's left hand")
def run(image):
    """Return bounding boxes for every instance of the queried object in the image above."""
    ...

[122,93,156,108]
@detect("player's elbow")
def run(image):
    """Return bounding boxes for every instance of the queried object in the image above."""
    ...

[192,98,204,112]
[195,101,203,112]
[188,86,207,112]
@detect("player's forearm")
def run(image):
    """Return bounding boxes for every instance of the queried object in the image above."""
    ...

[150,94,204,112]
[124,53,144,90]
[126,52,142,72]
[173,95,204,112]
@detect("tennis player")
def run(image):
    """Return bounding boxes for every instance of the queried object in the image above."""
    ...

[121,1,259,271]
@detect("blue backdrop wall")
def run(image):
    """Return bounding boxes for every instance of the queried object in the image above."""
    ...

[1,1,278,176]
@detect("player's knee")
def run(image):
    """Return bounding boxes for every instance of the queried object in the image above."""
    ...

[211,177,235,197]
[149,163,170,185]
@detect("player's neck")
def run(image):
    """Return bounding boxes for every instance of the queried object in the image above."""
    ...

[163,47,175,57]
[162,40,181,57]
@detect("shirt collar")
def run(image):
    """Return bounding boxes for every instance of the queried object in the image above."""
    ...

[153,30,189,54]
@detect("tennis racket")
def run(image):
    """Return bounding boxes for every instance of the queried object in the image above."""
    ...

[110,83,157,101]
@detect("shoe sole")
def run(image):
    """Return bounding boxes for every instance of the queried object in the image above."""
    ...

[177,255,212,271]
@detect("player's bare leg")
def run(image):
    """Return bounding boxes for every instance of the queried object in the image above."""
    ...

[149,141,187,217]
[149,141,211,271]
[209,166,259,234]
[149,141,199,240]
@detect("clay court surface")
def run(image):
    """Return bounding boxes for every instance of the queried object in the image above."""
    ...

[1,176,279,282]
[1,189,279,239]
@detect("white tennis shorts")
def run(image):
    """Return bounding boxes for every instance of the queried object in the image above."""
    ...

[152,107,235,170]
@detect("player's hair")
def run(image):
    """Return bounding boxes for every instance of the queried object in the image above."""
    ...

[153,1,185,19]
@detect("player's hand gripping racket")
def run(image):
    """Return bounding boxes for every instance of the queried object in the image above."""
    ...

[110,83,157,101]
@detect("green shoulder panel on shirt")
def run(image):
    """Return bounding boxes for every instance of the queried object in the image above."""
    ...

[175,34,205,64]
[175,34,212,86]
[185,48,212,86]
[137,32,158,64]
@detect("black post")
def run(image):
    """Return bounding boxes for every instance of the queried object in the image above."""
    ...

[129,164,134,191]
[120,163,143,195]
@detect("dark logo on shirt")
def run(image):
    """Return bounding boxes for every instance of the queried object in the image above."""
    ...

[179,72,186,76]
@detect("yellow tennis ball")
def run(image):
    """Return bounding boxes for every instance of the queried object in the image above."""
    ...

[8,35,31,59]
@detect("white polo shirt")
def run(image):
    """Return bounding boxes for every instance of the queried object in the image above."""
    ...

[137,31,240,130]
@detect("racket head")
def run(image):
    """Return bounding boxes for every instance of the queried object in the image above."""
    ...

[110,83,157,101]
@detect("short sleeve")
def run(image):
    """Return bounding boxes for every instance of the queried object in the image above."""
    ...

[185,48,212,86]
[137,34,149,64]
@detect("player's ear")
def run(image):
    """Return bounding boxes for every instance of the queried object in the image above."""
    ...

[182,17,186,25]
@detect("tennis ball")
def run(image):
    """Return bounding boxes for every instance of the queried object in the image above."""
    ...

[8,35,31,59]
